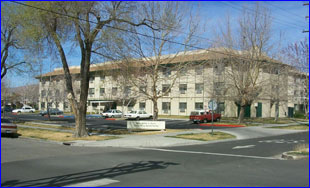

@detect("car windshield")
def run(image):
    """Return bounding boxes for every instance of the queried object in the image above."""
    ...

[1,119,11,123]
[129,111,136,114]
[106,110,112,113]
[190,111,199,115]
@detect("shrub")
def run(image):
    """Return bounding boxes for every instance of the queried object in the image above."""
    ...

[294,111,305,119]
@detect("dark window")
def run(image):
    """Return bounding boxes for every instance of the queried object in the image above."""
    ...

[179,102,187,112]
[139,102,146,110]
[163,67,171,77]
[195,83,204,94]
[100,88,105,96]
[162,102,171,113]
[179,84,187,94]
[88,88,95,97]
[195,102,203,110]
[162,84,170,96]
[112,87,117,95]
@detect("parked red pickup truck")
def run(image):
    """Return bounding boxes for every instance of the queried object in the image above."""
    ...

[189,110,221,123]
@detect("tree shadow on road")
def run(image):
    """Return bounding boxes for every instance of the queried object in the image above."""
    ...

[1,161,179,187]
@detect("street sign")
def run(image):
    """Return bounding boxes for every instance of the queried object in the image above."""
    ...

[208,100,217,111]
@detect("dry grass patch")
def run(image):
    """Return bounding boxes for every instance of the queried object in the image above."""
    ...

[288,144,309,156]
[18,127,118,142]
[21,122,74,131]
[268,124,309,130]
[167,132,236,141]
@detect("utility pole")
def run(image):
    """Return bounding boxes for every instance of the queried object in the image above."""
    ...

[303,2,309,33]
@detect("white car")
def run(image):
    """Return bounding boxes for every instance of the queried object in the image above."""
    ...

[101,109,123,118]
[124,110,153,120]
[12,106,35,113]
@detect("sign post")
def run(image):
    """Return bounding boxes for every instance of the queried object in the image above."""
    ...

[208,100,217,135]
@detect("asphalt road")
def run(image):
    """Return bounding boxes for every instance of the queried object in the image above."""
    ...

[1,132,308,187]
[4,113,218,130]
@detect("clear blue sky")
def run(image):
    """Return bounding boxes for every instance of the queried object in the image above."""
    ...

[8,1,309,87]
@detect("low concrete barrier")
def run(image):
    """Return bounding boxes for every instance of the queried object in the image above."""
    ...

[127,121,165,131]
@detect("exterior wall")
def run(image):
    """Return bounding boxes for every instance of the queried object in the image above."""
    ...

[38,60,307,118]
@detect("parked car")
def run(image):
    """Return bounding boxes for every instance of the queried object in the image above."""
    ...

[124,110,153,120]
[40,108,64,116]
[1,106,13,113]
[101,109,122,118]
[12,106,35,113]
[1,118,18,137]
[189,110,221,124]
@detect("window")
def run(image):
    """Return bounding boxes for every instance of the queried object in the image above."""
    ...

[179,102,187,112]
[139,86,146,93]
[195,83,204,94]
[214,82,225,95]
[64,102,68,109]
[195,102,203,110]
[55,90,60,96]
[180,67,187,75]
[163,67,171,77]
[162,84,170,96]
[162,102,171,114]
[179,84,187,94]
[88,88,95,97]
[100,76,105,81]
[112,87,117,95]
[100,88,105,96]
[89,77,94,83]
[214,64,224,75]
[195,66,203,75]
[216,102,225,114]
[139,102,146,110]
[41,102,45,109]
[41,90,46,97]
[128,102,135,111]
[124,86,131,96]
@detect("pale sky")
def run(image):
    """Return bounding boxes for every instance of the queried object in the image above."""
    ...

[7,1,309,87]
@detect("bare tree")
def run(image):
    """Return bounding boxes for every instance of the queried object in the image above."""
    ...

[283,38,309,118]
[1,2,34,79]
[214,3,273,123]
[111,2,198,120]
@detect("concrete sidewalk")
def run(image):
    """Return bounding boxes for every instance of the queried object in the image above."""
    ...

[70,123,308,148]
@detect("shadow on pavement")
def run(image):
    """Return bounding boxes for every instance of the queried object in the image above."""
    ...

[1,161,179,187]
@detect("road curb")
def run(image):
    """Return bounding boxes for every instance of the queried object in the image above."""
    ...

[281,151,308,160]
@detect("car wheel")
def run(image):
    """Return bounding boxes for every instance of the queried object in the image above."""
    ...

[18,111,21,113]
[149,116,153,119]
[111,115,114,118]
[136,117,140,120]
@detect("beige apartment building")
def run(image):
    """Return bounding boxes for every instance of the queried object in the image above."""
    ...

[38,50,308,118]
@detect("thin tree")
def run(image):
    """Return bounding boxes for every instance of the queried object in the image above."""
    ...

[283,38,309,118]
[111,2,198,120]
[214,3,273,123]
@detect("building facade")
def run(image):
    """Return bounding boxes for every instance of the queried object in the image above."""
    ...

[38,50,307,118]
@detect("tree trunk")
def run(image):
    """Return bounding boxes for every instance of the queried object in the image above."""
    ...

[153,99,158,121]
[238,106,245,124]
[274,101,279,122]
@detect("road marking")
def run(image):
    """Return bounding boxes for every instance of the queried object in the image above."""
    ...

[135,147,278,160]
[63,178,119,187]
[232,145,255,149]
[259,139,305,144]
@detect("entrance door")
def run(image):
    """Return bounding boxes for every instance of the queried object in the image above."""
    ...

[288,107,294,118]
[237,105,251,118]
[256,102,262,118]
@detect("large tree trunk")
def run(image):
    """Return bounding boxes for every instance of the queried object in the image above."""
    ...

[74,104,88,137]
[238,106,245,124]
[153,99,158,121]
